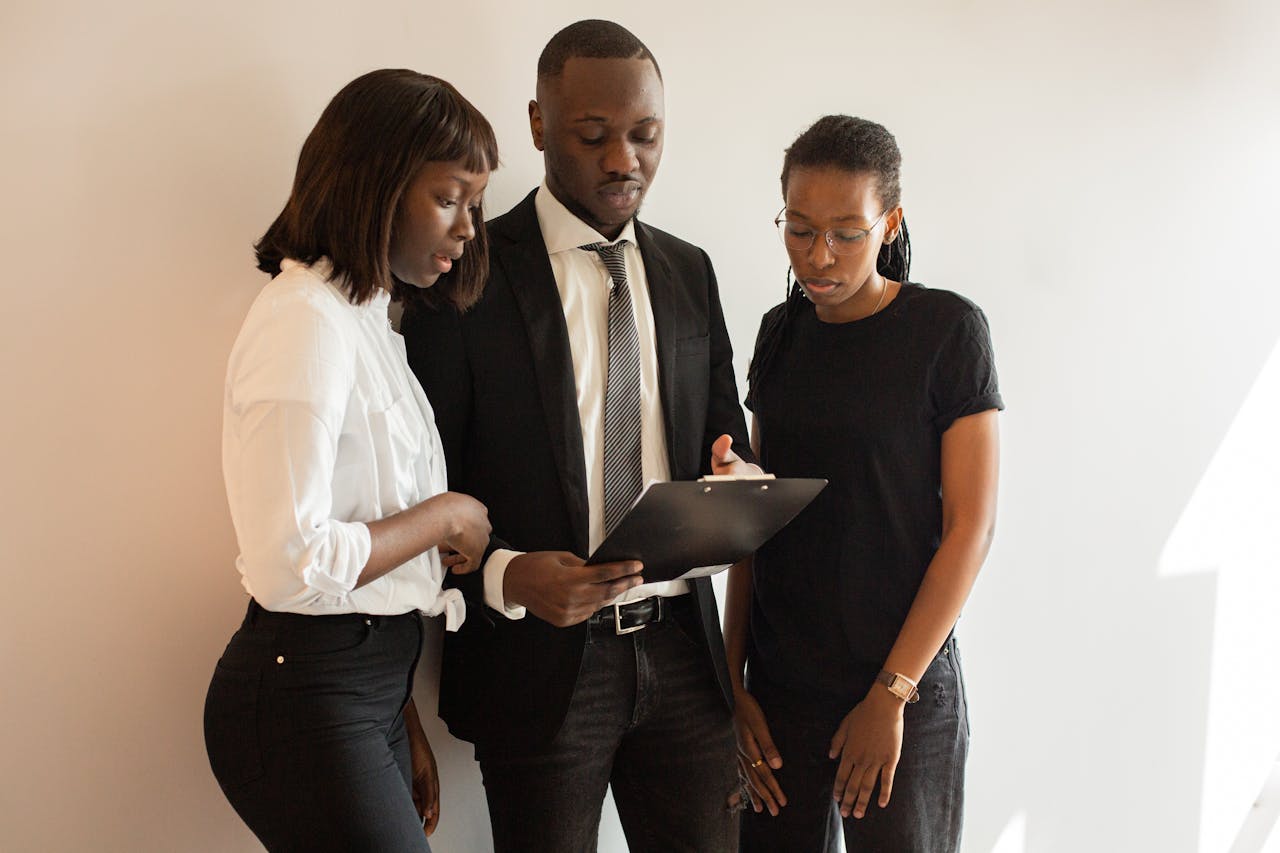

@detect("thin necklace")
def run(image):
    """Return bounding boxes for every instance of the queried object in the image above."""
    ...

[867,279,888,317]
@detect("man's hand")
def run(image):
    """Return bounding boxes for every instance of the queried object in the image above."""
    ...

[503,551,643,627]
[710,434,764,477]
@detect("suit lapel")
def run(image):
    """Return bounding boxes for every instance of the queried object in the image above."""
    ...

[496,194,591,556]
[636,221,680,471]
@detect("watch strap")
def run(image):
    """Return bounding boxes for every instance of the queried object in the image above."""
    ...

[876,670,920,704]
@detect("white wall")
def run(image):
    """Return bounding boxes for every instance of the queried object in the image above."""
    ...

[3,1,1278,851]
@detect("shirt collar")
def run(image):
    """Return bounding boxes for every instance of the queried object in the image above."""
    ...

[535,181,638,255]
[280,257,390,313]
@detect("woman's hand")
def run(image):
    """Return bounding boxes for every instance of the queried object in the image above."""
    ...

[733,687,787,816]
[360,492,490,586]
[829,688,905,819]
[405,702,440,836]
[437,492,491,574]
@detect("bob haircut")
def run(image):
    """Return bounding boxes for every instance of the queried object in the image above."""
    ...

[255,69,498,310]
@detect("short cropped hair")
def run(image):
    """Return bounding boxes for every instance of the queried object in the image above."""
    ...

[536,19,661,80]
[255,69,498,310]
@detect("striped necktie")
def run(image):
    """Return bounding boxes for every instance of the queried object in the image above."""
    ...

[580,240,643,535]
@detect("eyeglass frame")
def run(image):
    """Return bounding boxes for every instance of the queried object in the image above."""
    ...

[773,207,890,256]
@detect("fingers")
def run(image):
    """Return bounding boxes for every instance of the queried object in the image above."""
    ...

[507,553,646,626]
[743,755,786,816]
[573,560,644,611]
[441,545,483,574]
[754,722,783,772]
[448,553,482,574]
[737,729,778,815]
[422,776,439,836]
[745,720,785,815]
[574,560,645,615]
[831,745,857,815]
[582,559,644,584]
[835,762,875,819]
[734,697,786,816]
[411,760,439,837]
[878,763,896,809]
[711,433,738,465]
[832,759,896,818]
[830,739,876,819]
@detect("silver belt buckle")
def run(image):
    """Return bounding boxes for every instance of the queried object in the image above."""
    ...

[613,598,657,635]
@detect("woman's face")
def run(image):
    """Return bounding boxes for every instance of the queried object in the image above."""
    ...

[389,159,489,289]
[782,166,901,321]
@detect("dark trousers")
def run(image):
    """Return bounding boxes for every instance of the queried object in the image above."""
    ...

[203,600,430,853]
[741,638,969,853]
[477,595,739,853]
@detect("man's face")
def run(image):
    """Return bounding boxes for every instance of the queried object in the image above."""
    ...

[530,56,664,240]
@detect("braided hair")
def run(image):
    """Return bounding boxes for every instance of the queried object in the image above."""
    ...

[746,116,911,403]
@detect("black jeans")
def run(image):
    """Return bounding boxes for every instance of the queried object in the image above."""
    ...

[203,600,430,853]
[741,638,969,853]
[477,595,739,853]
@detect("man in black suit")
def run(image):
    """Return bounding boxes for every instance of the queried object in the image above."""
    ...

[403,19,757,852]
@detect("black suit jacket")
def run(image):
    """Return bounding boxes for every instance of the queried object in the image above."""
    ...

[402,189,754,750]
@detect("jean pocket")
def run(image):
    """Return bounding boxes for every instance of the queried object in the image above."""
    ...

[668,611,706,652]
[204,664,264,790]
[948,640,970,734]
[909,641,965,722]
[263,619,375,687]
[276,619,372,659]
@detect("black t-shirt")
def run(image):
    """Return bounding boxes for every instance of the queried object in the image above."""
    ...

[745,283,1003,712]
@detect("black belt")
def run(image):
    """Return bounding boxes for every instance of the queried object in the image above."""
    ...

[588,594,688,635]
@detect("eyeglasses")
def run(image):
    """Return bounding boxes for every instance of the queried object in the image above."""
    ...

[774,208,888,255]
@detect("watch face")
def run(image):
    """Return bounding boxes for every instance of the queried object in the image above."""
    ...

[888,676,913,698]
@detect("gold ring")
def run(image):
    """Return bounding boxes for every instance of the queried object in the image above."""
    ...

[750,758,764,768]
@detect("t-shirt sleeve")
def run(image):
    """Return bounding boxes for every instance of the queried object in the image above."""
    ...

[929,307,1004,434]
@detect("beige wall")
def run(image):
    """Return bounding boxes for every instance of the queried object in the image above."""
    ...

[3,1,1279,851]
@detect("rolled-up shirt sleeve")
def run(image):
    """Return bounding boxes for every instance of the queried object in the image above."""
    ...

[223,285,371,610]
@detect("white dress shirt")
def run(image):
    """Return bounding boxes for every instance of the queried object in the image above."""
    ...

[483,184,691,618]
[222,259,463,626]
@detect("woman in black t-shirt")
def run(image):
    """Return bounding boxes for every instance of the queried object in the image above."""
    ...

[725,115,1003,853]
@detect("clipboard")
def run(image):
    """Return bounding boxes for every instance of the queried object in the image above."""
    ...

[585,477,827,582]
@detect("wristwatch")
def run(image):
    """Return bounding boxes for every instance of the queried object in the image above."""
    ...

[876,670,920,704]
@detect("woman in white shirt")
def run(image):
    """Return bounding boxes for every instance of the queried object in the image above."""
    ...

[203,69,496,852]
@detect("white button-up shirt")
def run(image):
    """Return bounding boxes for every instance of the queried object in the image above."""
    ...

[483,184,690,618]
[222,259,463,626]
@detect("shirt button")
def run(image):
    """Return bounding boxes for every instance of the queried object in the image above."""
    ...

[276,656,285,664]
[365,619,372,626]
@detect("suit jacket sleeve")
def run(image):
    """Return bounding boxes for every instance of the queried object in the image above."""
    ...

[698,248,757,472]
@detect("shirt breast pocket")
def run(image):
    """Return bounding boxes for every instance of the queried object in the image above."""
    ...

[368,394,427,509]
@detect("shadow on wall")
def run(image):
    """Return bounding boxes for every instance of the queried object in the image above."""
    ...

[1161,337,1280,853]
[964,335,1280,853]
